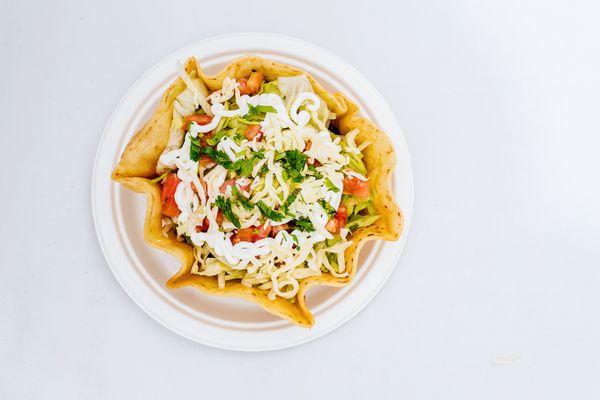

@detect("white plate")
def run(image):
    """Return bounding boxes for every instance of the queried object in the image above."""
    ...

[92,33,413,351]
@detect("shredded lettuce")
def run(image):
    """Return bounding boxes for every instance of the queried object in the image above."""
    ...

[346,152,367,176]
[294,218,315,232]
[215,196,241,228]
[319,199,336,217]
[343,196,376,217]
[256,201,285,222]
[278,75,313,110]
[261,81,281,96]
[347,215,380,231]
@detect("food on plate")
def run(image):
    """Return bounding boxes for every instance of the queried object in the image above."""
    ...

[112,56,402,327]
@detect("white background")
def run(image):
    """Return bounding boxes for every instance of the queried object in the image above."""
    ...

[2,0,599,399]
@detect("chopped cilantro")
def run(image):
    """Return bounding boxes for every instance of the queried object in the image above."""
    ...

[199,146,232,166]
[318,199,336,217]
[294,218,315,232]
[256,201,285,222]
[230,150,265,177]
[307,164,323,179]
[274,151,286,162]
[324,177,340,193]
[198,147,262,177]
[232,185,254,211]
[206,129,229,146]
[243,104,277,122]
[189,135,202,161]
[281,150,307,183]
[215,196,240,228]
[231,158,254,177]
[291,233,299,248]
[282,188,300,215]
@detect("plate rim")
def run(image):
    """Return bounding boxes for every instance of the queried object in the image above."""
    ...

[91,32,413,351]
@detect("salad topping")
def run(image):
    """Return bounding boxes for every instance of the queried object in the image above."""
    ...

[156,66,378,300]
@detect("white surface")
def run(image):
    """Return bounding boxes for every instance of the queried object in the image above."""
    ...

[92,33,413,350]
[2,0,600,398]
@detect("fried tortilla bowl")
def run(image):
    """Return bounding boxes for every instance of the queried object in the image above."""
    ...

[112,56,403,327]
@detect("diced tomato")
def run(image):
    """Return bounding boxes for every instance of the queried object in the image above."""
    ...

[238,78,249,95]
[238,71,264,95]
[325,205,348,234]
[342,177,370,199]
[160,173,179,203]
[244,124,263,141]
[232,227,253,244]
[325,219,338,234]
[335,204,348,228]
[196,218,210,232]
[183,114,213,130]
[247,71,264,93]
[160,173,181,217]
[232,224,271,244]
[253,224,271,240]
[162,199,179,218]
[270,223,289,237]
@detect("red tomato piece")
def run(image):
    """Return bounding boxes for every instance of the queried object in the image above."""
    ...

[196,218,210,232]
[335,204,348,228]
[238,71,264,95]
[237,78,249,95]
[232,224,271,244]
[160,173,179,203]
[183,114,213,130]
[325,205,348,234]
[244,124,263,141]
[342,177,370,199]
[161,173,181,217]
[246,71,264,94]
[232,227,253,244]
[253,224,272,241]
[325,219,338,234]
